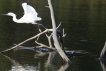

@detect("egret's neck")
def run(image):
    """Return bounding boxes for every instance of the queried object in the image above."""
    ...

[11,14,19,23]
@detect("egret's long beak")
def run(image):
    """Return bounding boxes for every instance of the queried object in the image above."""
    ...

[2,14,8,16]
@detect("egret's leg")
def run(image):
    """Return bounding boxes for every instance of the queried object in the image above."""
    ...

[38,24,46,29]
[37,24,42,32]
[34,23,46,32]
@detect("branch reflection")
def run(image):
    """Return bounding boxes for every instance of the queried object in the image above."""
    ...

[2,46,70,71]
[45,52,70,71]
[2,54,28,71]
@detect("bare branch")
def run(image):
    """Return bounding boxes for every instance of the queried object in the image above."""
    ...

[48,0,70,63]
[1,29,53,53]
[45,6,49,8]
[35,41,49,47]
[45,33,53,48]
[100,41,106,59]
[56,22,62,29]
[62,28,67,38]
[35,41,55,50]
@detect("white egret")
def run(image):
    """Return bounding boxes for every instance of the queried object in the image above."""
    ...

[3,3,41,24]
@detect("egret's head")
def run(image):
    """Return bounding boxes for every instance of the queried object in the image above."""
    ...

[2,12,16,16]
[22,3,27,6]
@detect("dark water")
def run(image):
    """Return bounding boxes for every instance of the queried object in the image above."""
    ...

[0,0,106,71]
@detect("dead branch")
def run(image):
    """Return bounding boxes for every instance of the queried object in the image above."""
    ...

[48,0,70,63]
[1,29,53,53]
[100,41,106,59]
[45,33,53,48]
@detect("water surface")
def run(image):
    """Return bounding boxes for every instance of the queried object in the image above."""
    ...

[0,0,106,71]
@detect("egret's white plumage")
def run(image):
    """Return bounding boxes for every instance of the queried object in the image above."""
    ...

[3,3,41,24]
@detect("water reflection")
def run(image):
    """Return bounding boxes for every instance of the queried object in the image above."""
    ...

[45,52,70,71]
[2,54,39,71]
[0,0,106,71]
[58,64,70,71]
[2,46,69,71]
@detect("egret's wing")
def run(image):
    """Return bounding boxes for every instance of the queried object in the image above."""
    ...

[27,5,38,16]
[22,3,29,14]
[21,3,41,22]
[22,3,38,16]
[27,5,41,21]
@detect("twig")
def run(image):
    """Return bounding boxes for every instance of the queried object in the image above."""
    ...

[45,33,53,48]
[35,41,54,50]
[56,22,62,29]
[62,28,67,37]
